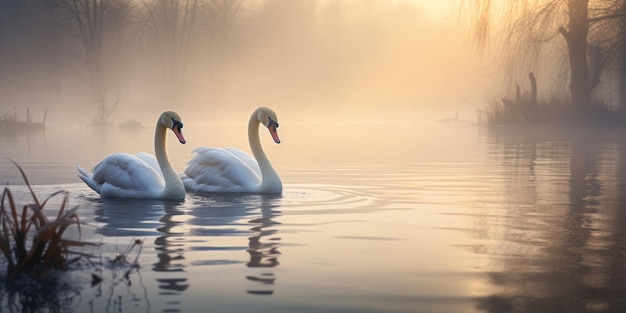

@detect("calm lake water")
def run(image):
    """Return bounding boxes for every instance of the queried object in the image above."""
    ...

[1,116,626,313]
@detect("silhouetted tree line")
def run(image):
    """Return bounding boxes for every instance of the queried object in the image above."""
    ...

[0,0,230,125]
[0,0,431,125]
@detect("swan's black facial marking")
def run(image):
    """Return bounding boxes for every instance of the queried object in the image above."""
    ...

[170,117,187,144]
[171,118,183,132]
[268,116,279,129]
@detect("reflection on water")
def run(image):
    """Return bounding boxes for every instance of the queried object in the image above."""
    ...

[87,198,188,312]
[245,196,282,295]
[85,192,285,310]
[185,193,283,295]
[92,199,176,237]
[472,128,626,313]
[154,201,189,298]
[3,123,626,312]
[0,275,80,312]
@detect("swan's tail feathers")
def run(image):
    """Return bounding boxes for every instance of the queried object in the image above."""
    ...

[77,165,101,194]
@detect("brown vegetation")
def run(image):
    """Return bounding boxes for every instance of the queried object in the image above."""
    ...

[0,161,97,279]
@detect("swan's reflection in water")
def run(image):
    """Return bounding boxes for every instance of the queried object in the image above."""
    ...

[93,198,170,237]
[153,203,190,295]
[246,196,282,295]
[186,193,282,295]
[93,198,189,311]
[91,191,283,308]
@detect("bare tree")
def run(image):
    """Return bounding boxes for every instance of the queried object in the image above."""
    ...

[203,0,245,104]
[616,1,626,109]
[57,0,136,125]
[206,0,244,48]
[590,0,626,108]
[141,0,199,106]
[56,0,115,125]
[455,0,626,116]
[561,0,591,113]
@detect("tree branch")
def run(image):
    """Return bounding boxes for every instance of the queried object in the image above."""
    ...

[558,26,570,44]
[588,12,626,25]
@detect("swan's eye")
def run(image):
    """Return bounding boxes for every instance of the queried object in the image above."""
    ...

[171,118,183,131]
[268,116,279,128]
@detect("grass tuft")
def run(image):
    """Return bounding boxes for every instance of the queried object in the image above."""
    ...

[485,94,626,128]
[0,160,98,279]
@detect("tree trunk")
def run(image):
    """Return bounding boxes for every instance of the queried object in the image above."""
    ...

[620,59,626,109]
[560,0,591,115]
[620,3,626,110]
[528,72,537,107]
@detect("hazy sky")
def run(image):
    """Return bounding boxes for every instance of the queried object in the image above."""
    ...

[411,0,452,20]
[0,0,485,126]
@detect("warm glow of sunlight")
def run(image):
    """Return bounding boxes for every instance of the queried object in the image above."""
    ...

[410,0,452,19]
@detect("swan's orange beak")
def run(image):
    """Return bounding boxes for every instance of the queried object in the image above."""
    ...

[172,125,186,144]
[269,125,280,144]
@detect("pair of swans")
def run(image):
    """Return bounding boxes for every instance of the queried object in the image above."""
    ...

[77,107,282,200]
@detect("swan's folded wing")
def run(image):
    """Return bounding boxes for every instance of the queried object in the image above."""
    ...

[92,153,165,191]
[184,147,260,192]
[223,147,261,176]
[135,152,162,176]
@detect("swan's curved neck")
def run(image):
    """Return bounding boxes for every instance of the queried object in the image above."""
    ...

[248,112,281,192]
[155,121,184,199]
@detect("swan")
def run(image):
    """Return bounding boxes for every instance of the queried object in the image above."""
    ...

[182,106,282,194]
[77,111,187,200]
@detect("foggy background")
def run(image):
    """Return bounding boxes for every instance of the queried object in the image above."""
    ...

[0,0,488,127]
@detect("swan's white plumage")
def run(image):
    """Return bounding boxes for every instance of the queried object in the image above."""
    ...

[135,152,163,176]
[77,111,186,200]
[183,147,261,193]
[223,147,261,176]
[78,153,165,198]
[182,107,281,194]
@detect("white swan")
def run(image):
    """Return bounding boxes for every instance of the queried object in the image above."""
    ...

[77,111,187,200]
[182,106,282,194]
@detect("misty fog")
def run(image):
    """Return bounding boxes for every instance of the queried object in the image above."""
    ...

[0,0,486,127]
[6,2,626,313]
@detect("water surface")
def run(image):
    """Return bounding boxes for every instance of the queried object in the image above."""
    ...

[1,120,626,313]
